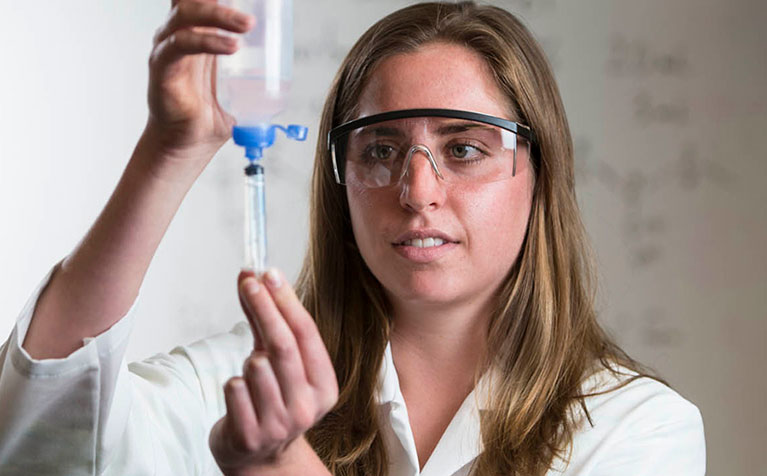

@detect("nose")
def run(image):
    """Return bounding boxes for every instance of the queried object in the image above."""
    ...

[398,145,446,212]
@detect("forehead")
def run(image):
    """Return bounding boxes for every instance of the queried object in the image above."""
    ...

[356,42,511,120]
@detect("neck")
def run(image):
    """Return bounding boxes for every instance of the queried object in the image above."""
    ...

[389,295,492,383]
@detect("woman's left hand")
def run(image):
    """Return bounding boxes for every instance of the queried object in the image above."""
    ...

[209,269,338,475]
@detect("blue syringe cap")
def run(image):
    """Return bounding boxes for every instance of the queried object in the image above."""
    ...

[232,124,309,160]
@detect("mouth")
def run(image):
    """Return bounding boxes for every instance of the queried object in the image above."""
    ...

[392,229,459,249]
[391,230,459,263]
[398,237,447,248]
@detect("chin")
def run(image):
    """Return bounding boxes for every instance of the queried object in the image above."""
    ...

[383,274,473,308]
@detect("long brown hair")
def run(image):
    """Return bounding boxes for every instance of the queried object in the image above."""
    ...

[297,2,654,474]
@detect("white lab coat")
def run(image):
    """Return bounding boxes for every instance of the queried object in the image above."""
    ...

[0,265,706,475]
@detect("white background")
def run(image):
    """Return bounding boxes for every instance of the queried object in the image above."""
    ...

[0,1,765,474]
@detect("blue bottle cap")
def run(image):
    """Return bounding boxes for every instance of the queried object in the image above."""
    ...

[233,124,309,160]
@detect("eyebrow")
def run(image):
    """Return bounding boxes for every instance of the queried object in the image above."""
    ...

[435,122,496,135]
[355,126,406,139]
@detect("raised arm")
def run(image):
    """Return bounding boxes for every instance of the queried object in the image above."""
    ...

[22,0,255,359]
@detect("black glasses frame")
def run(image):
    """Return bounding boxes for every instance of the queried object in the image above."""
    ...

[327,108,536,185]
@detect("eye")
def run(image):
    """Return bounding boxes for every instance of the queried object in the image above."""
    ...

[450,143,483,160]
[373,144,394,160]
[362,143,397,162]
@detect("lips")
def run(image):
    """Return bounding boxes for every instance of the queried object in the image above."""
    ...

[392,228,459,246]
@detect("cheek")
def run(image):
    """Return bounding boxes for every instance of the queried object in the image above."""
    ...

[347,187,365,239]
[462,176,533,259]
[347,186,380,249]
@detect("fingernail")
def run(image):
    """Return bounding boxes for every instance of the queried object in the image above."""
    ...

[223,35,240,50]
[231,378,247,393]
[254,355,269,369]
[237,14,254,28]
[243,277,260,294]
[244,355,269,375]
[265,268,282,288]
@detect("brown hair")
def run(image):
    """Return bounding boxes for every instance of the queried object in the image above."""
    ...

[297,2,655,474]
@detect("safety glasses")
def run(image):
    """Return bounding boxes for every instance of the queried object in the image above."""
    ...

[328,109,535,188]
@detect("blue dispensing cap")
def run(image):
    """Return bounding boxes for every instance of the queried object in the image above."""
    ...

[233,124,309,160]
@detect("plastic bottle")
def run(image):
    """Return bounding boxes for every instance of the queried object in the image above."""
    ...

[217,0,307,159]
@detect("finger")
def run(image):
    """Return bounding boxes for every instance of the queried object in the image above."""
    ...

[171,0,212,7]
[237,269,265,351]
[243,354,292,439]
[156,1,254,46]
[240,276,311,408]
[222,377,260,451]
[262,269,338,399]
[151,29,239,75]
[173,0,217,9]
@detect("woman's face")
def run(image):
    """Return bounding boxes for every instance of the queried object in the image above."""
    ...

[347,42,534,315]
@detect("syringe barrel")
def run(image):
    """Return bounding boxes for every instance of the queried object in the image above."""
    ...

[244,164,267,272]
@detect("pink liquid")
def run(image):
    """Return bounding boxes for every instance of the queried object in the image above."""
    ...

[218,75,290,126]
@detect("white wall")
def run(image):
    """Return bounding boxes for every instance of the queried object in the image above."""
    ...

[1,1,765,474]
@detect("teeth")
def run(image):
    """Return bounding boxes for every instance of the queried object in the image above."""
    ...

[402,237,445,248]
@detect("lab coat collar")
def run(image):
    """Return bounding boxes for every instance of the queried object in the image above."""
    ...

[377,341,493,475]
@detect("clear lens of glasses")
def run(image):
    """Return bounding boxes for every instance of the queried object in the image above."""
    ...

[331,116,530,188]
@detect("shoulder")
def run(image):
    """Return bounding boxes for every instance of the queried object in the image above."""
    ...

[552,365,706,476]
[580,365,702,429]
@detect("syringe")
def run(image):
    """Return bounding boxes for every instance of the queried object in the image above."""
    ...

[244,162,267,273]
[234,124,307,273]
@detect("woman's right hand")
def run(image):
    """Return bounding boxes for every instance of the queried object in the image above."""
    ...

[144,0,254,172]
[209,269,338,475]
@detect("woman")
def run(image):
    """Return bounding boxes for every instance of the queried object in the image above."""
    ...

[0,1,704,475]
